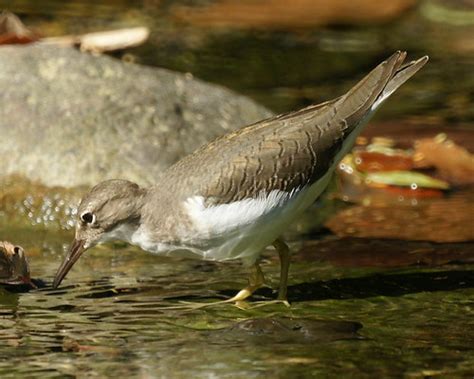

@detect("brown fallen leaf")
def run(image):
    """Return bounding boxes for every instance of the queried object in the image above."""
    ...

[354,150,414,172]
[173,0,417,30]
[0,11,38,45]
[414,134,474,185]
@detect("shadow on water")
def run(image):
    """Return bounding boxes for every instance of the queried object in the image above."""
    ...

[5,267,472,303]
[285,269,474,302]
[201,268,474,303]
[45,262,470,306]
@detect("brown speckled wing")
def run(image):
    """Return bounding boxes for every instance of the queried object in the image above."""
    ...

[161,52,427,206]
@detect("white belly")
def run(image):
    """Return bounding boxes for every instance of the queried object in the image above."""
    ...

[201,171,334,265]
[128,169,334,266]
[129,183,323,264]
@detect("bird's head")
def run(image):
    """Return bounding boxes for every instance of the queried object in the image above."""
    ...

[53,179,145,288]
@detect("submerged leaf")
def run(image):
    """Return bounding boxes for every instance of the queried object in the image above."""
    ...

[414,134,474,185]
[354,150,413,172]
[365,171,450,189]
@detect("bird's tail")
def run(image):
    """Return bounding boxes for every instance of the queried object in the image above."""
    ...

[336,51,429,129]
[371,53,429,111]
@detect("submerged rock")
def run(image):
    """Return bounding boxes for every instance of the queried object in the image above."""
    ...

[0,44,272,188]
[216,317,362,344]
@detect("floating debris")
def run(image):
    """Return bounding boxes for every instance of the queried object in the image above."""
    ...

[335,134,466,204]
[0,11,149,53]
[43,27,150,53]
[327,133,474,242]
[0,11,39,45]
[0,241,34,287]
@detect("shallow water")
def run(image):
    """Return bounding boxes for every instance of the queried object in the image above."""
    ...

[0,228,473,378]
[1,0,474,377]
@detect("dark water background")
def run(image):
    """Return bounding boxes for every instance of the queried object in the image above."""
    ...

[0,0,473,377]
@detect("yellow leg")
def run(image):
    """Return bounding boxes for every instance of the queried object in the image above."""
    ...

[273,238,291,303]
[169,263,265,310]
[242,239,291,309]
[165,241,291,311]
[228,263,265,302]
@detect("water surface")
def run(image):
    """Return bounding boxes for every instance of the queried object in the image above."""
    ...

[1,0,474,377]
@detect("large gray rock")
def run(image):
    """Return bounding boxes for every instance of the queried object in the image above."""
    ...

[0,44,272,188]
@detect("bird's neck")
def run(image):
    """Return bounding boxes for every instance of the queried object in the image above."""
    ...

[99,186,150,246]
[102,220,141,246]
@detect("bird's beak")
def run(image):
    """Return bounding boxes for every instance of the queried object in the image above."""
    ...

[52,238,86,288]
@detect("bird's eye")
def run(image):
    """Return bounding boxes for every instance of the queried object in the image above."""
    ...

[13,246,22,255]
[81,212,96,224]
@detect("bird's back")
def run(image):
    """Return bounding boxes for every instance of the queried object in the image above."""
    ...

[162,51,427,205]
[139,52,427,261]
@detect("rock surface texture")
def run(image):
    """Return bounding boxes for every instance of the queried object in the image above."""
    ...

[0,44,272,187]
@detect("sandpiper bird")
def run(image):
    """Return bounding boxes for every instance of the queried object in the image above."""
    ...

[53,51,428,307]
